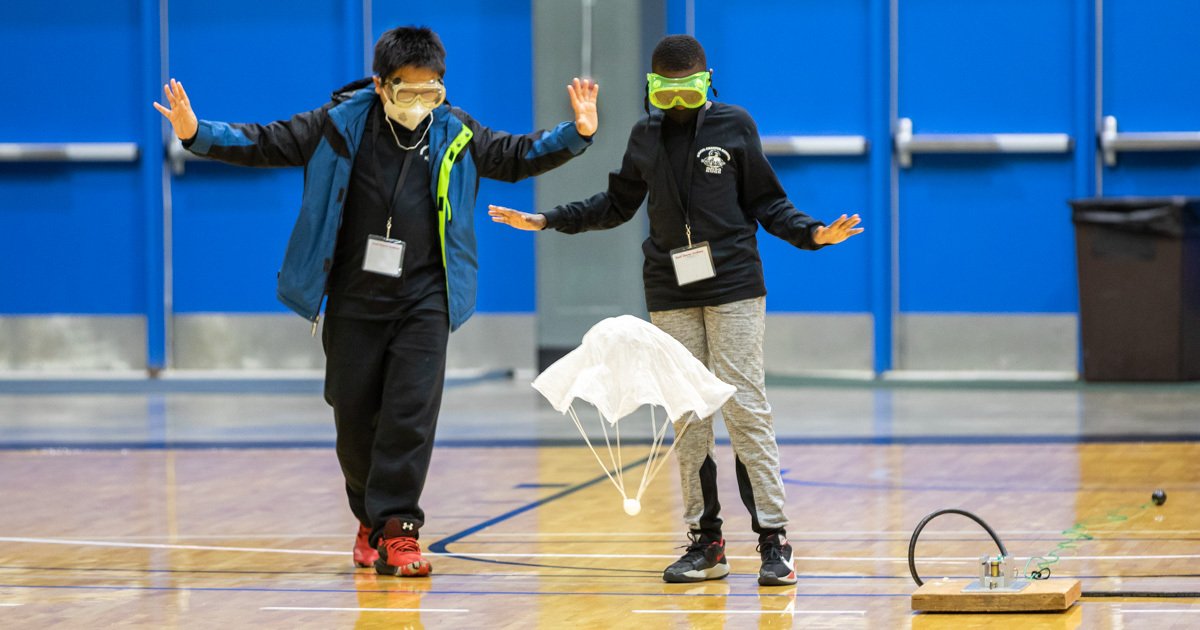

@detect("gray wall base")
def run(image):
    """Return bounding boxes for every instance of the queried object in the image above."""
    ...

[172,313,535,373]
[173,314,323,370]
[446,314,536,373]
[0,316,145,370]
[897,314,1079,372]
[0,313,1081,375]
[764,314,874,375]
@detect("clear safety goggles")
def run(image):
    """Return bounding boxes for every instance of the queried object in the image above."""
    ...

[385,79,446,108]
[646,71,711,109]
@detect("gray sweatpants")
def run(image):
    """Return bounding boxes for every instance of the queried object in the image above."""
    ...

[649,296,788,540]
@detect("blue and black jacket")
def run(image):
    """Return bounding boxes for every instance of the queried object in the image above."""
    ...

[184,78,591,331]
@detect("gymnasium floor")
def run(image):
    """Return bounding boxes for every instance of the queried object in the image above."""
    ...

[1,376,1198,628]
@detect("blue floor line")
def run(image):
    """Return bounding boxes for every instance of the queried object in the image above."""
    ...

[3,433,1198,451]
[0,370,512,395]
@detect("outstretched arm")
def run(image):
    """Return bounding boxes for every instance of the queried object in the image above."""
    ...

[738,114,864,248]
[467,78,599,183]
[152,77,326,168]
[489,126,648,234]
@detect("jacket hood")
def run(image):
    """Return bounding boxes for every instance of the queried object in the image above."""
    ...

[332,77,374,102]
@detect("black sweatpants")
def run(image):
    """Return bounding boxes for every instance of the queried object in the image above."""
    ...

[321,307,449,545]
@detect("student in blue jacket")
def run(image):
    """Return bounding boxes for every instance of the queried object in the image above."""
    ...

[490,34,861,586]
[154,26,598,577]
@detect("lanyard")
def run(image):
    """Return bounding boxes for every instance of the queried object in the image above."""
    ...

[369,108,423,239]
[658,106,708,247]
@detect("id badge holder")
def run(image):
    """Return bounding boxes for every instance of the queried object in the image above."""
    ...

[670,241,716,286]
[362,234,406,277]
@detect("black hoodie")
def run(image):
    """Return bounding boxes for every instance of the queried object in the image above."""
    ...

[542,101,824,311]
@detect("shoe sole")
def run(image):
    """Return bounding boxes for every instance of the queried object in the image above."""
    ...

[663,562,730,583]
[757,572,797,587]
[375,560,432,577]
[354,559,376,569]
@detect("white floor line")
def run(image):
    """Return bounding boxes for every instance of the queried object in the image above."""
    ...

[262,607,468,613]
[0,537,342,557]
[633,609,865,616]
[1117,610,1200,614]
[469,529,1200,537]
[0,604,22,607]
[67,534,363,541]
[438,552,1200,563]
[2,537,1196,563]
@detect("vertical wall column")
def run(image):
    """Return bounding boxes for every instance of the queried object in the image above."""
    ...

[1073,0,1098,199]
[347,0,369,78]
[532,0,665,370]
[140,0,168,374]
[869,0,895,374]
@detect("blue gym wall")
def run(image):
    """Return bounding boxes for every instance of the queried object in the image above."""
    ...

[3,1,1198,372]
[0,1,146,315]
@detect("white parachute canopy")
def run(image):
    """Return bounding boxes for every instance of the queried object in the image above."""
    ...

[533,315,735,423]
[532,315,735,516]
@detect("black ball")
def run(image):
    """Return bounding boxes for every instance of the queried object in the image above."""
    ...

[1152,489,1167,506]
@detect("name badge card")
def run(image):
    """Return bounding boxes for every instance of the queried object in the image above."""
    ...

[670,241,717,286]
[363,234,406,278]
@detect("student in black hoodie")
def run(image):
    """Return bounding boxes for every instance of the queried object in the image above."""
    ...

[489,35,862,586]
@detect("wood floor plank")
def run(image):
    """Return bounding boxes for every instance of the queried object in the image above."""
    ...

[0,443,1196,628]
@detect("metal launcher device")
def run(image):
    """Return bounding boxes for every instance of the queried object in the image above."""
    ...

[912,554,1081,613]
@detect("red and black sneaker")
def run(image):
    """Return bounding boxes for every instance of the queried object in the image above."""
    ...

[757,533,797,586]
[375,536,432,577]
[353,523,378,568]
[662,531,730,583]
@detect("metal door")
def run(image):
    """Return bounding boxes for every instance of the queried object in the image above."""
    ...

[1098,0,1200,195]
[692,0,886,374]
[166,0,362,368]
[893,0,1083,373]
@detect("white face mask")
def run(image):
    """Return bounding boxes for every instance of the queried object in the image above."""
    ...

[383,98,433,131]
[381,80,446,131]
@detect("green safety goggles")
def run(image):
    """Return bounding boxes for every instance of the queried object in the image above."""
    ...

[646,71,711,109]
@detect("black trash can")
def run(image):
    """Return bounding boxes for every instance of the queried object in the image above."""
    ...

[1069,197,1200,381]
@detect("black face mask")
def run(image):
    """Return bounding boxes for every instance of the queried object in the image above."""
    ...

[664,107,699,125]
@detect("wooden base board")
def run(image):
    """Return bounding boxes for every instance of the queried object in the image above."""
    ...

[911,604,1084,630]
[912,579,1081,612]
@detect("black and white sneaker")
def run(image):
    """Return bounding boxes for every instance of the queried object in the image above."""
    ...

[662,532,730,583]
[757,533,797,586]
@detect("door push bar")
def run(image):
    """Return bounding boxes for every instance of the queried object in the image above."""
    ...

[1100,116,1200,167]
[166,137,203,175]
[894,118,1073,168]
[0,143,139,163]
[759,135,869,157]
[167,134,874,169]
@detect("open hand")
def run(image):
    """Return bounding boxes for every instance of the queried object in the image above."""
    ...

[488,205,547,231]
[813,214,864,245]
[152,78,199,141]
[568,78,599,138]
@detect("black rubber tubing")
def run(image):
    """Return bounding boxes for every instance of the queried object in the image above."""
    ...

[908,508,1009,587]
